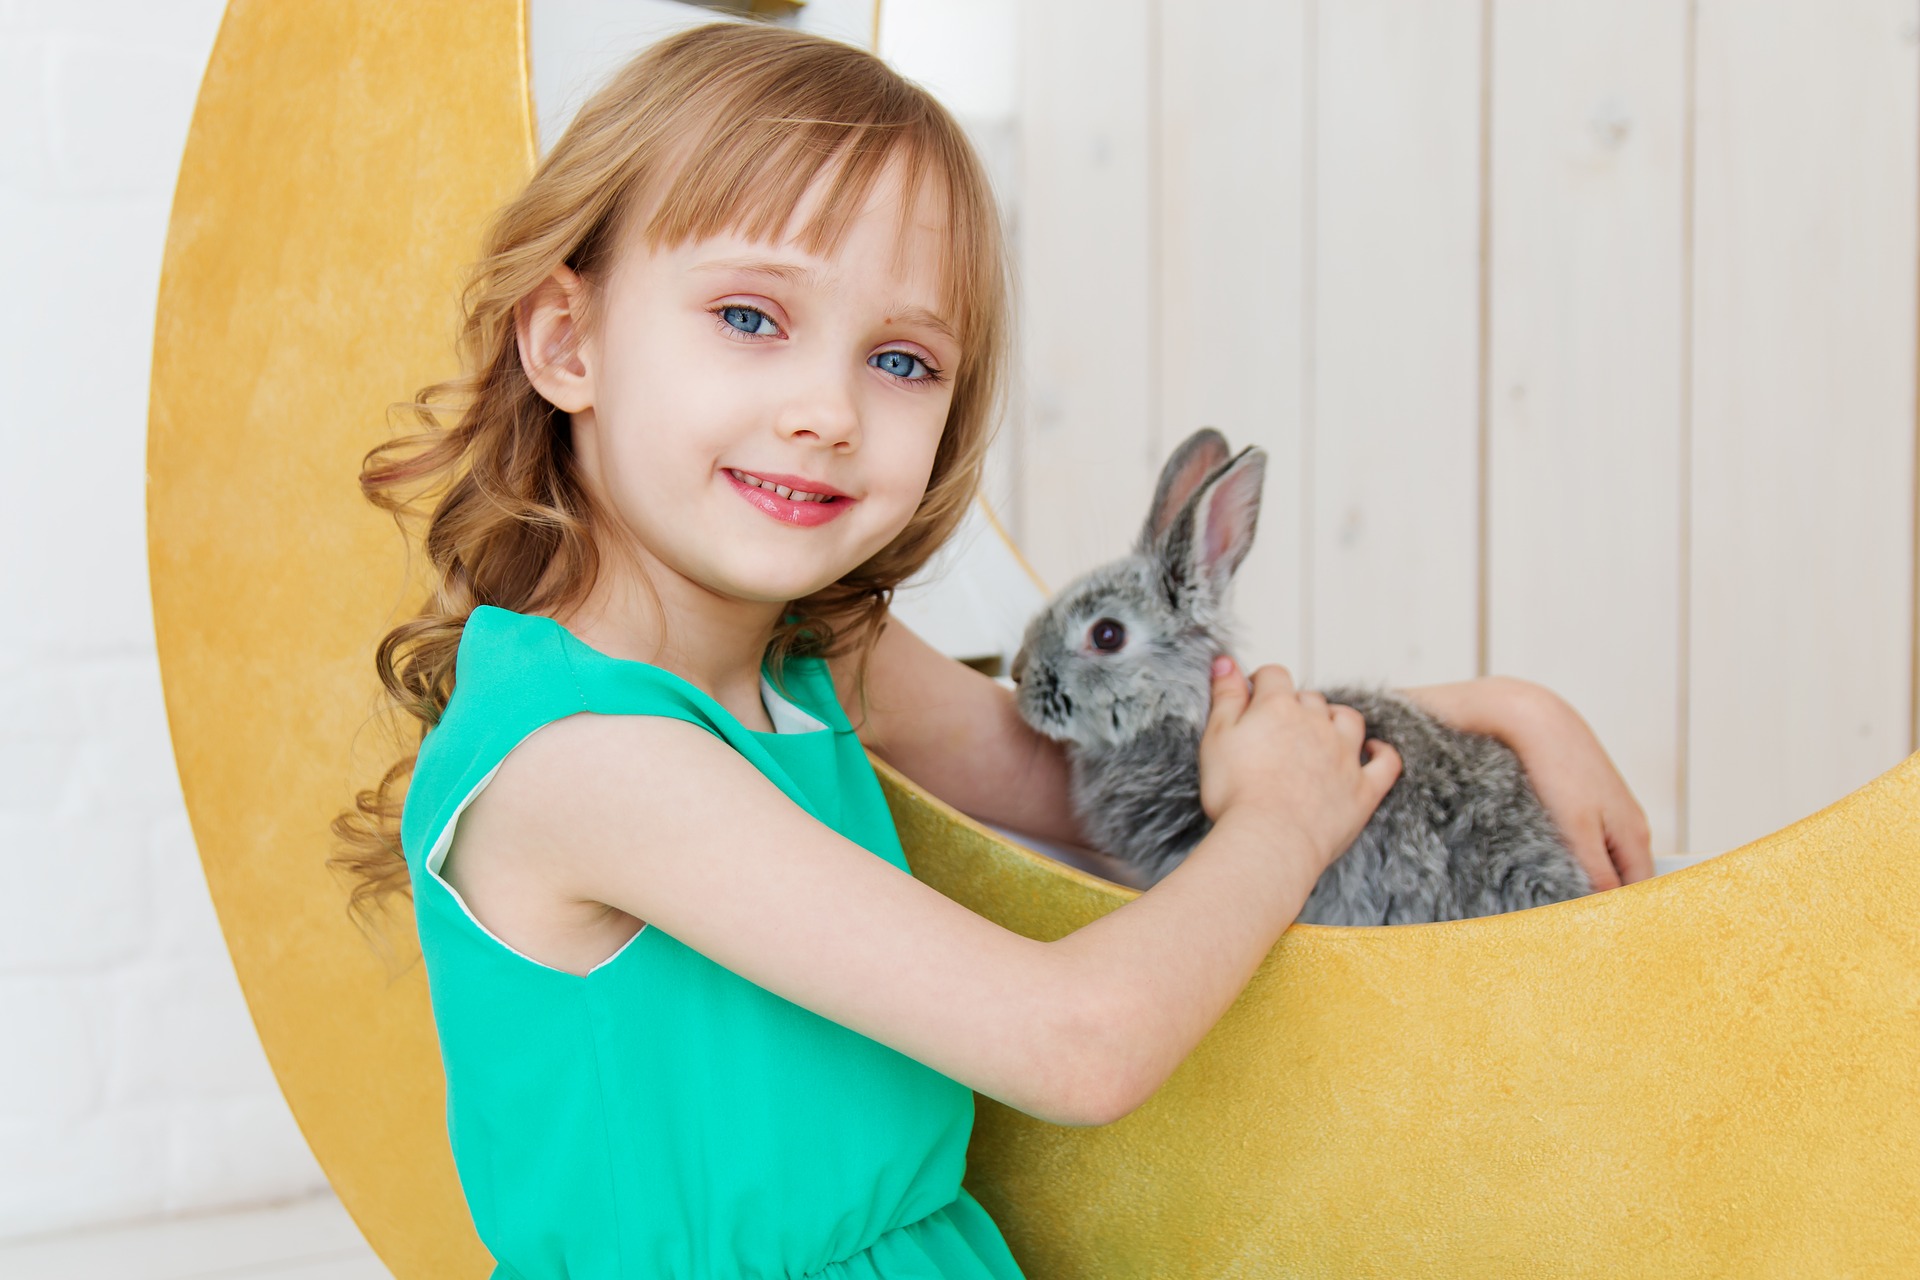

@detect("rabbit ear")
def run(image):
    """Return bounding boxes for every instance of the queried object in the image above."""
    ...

[1137,428,1233,553]
[1159,447,1267,614]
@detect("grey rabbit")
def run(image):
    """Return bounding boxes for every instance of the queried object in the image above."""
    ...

[1009,428,1592,924]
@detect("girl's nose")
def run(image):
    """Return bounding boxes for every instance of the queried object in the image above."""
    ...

[776,363,861,452]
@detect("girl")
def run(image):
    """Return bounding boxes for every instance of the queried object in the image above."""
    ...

[334,21,1650,1279]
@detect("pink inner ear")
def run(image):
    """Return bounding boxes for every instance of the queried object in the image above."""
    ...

[1202,469,1258,571]
[1154,448,1228,538]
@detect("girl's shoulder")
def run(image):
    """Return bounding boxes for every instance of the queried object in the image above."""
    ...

[440,604,580,719]
[398,606,593,868]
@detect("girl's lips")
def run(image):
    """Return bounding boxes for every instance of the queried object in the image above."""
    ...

[723,468,854,527]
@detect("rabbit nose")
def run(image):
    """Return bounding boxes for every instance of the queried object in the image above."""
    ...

[1010,649,1027,685]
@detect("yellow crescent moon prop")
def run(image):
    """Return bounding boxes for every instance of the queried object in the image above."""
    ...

[150,3,1920,1276]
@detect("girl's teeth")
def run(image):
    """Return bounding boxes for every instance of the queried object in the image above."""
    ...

[731,469,831,502]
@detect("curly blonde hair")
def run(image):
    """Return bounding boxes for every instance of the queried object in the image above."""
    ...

[331,21,1010,933]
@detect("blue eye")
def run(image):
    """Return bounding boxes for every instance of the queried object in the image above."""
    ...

[870,349,934,381]
[719,305,780,336]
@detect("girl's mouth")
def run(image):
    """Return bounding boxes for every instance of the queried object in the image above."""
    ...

[723,467,854,527]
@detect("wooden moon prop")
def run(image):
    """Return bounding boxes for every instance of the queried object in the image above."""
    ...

[150,2,1920,1276]
[150,3,529,1275]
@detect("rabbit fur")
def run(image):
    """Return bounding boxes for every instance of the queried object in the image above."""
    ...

[1009,428,1591,924]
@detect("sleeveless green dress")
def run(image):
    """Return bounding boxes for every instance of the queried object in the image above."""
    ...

[399,605,1028,1280]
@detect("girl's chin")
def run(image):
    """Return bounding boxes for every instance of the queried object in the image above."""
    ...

[715,562,863,607]
[691,506,906,601]
[728,533,899,595]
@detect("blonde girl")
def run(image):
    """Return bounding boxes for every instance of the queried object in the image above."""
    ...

[335,21,1651,1279]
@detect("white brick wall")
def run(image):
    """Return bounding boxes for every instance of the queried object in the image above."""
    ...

[0,0,330,1242]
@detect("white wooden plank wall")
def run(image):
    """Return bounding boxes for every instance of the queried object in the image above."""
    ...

[1013,0,1918,857]
[1153,0,1310,670]
[1309,0,1484,690]
[1486,0,1689,854]
[1687,0,1917,853]
[1015,0,1157,585]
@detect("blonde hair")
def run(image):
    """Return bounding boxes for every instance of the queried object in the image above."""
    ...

[331,21,1010,931]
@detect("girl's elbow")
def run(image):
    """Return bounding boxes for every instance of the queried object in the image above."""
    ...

[1008,941,1157,1126]
[1037,1066,1139,1128]
[1021,1078,1132,1129]
[1082,1076,1149,1127]
[1040,997,1151,1127]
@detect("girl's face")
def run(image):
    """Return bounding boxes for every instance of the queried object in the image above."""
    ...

[521,158,961,614]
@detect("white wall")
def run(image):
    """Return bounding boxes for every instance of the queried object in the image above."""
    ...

[0,0,332,1242]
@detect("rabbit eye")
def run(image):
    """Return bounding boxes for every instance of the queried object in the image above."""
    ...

[1089,618,1127,652]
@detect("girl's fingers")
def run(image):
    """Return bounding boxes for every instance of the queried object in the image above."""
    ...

[1569,813,1622,891]
[1330,703,1367,744]
[1361,739,1403,793]
[1207,655,1249,728]
[1606,806,1655,885]
[1248,663,1296,702]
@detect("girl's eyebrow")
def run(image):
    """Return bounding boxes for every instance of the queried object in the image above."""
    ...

[694,255,818,285]
[884,304,958,343]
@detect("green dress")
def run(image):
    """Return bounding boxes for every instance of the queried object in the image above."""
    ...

[400,605,1028,1280]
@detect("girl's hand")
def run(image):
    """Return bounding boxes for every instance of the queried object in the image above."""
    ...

[1398,676,1653,890]
[1199,656,1402,874]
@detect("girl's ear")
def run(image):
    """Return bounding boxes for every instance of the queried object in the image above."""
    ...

[1137,428,1232,553]
[1159,446,1267,617]
[516,264,594,413]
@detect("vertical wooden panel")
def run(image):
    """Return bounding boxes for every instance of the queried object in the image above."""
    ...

[1310,0,1486,688]
[1155,1,1311,668]
[962,115,1024,535]
[1485,0,1689,854]
[1689,0,1918,852]
[1015,0,1157,586]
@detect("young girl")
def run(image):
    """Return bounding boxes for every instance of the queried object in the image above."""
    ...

[334,21,1651,1279]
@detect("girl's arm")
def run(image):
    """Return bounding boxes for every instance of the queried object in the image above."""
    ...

[460,660,1398,1128]
[1396,676,1654,888]
[826,615,1091,847]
